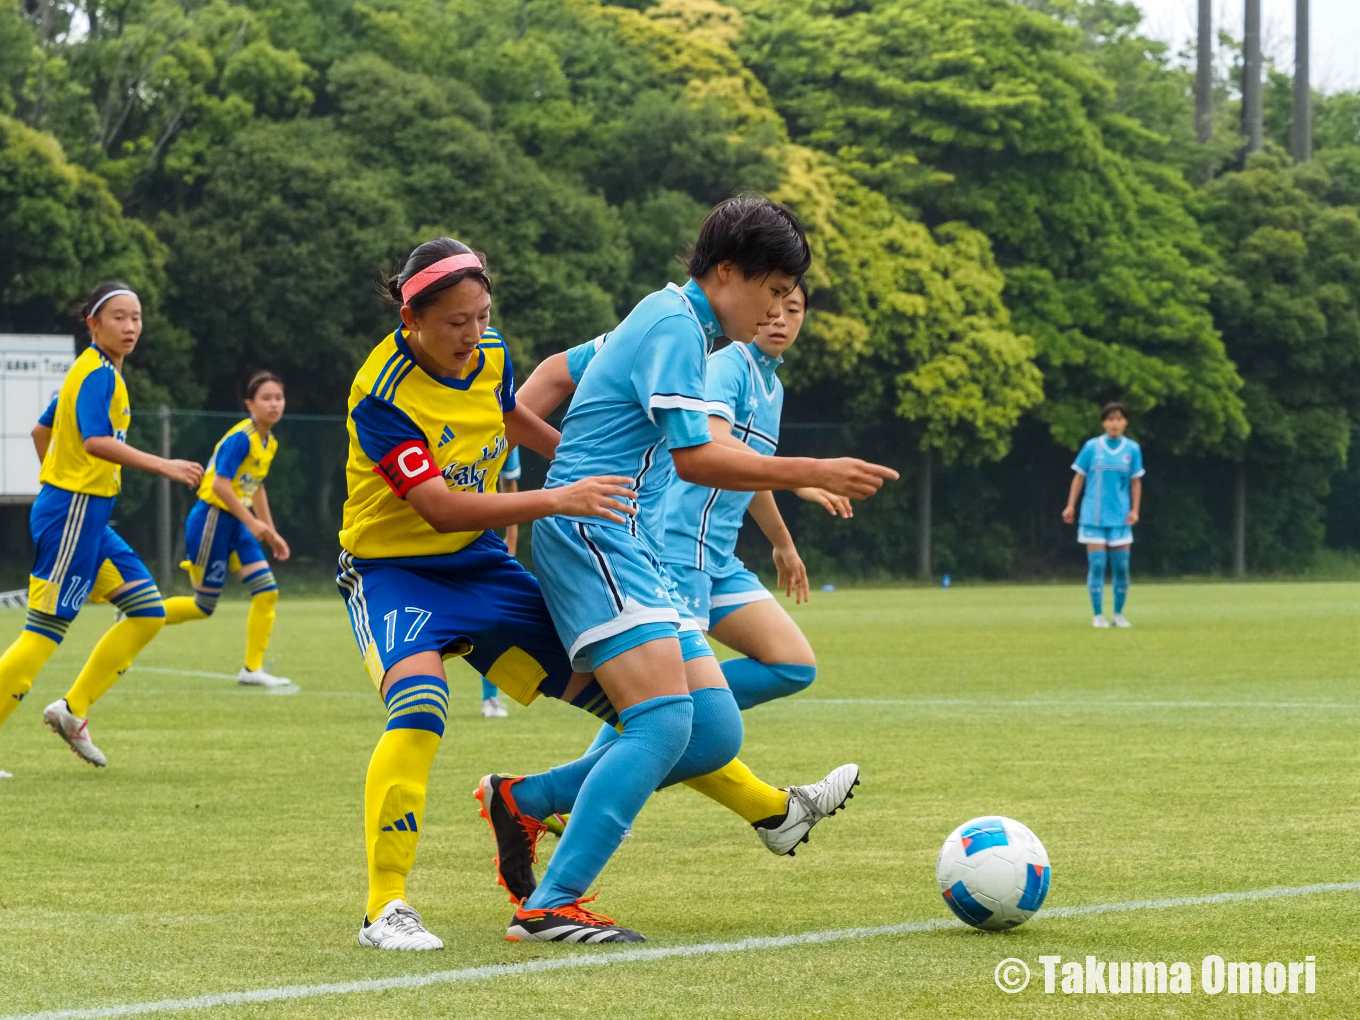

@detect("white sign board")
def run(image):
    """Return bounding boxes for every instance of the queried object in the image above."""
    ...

[2,334,75,500]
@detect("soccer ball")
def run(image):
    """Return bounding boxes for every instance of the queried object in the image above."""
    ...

[936,816,1050,931]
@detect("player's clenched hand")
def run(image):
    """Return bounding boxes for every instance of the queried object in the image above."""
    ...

[813,459,898,501]
[1061,505,1076,524]
[269,531,292,562]
[555,476,637,524]
[164,459,204,488]
[795,486,853,518]
[772,543,810,604]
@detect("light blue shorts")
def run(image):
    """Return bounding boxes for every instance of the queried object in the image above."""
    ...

[1077,524,1133,547]
[531,516,713,672]
[664,561,772,632]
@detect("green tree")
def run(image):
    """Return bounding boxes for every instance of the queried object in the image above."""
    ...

[735,0,1246,455]
[1196,151,1360,567]
[0,113,196,405]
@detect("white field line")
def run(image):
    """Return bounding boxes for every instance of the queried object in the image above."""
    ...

[796,696,1360,710]
[130,667,240,680]
[3,881,1357,1020]
[119,677,1359,710]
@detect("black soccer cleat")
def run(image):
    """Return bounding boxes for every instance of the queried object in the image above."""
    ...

[474,774,546,904]
[506,897,645,943]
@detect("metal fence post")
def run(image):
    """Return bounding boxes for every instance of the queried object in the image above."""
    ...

[158,406,172,591]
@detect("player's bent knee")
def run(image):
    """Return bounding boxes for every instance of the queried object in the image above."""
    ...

[662,687,743,787]
[193,589,221,616]
[112,581,166,620]
[383,674,450,738]
[243,568,278,598]
[769,661,817,692]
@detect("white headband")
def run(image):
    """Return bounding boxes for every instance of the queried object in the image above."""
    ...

[89,289,137,317]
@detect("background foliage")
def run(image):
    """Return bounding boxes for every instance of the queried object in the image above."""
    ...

[3,0,1359,578]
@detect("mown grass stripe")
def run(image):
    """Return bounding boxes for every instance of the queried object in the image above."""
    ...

[5,881,1357,1020]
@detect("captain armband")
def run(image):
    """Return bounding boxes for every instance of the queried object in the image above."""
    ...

[375,440,443,498]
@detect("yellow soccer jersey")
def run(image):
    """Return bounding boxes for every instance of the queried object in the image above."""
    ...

[198,419,278,510]
[38,345,131,497]
[339,325,516,560]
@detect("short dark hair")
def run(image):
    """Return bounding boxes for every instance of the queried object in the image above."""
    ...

[794,277,810,306]
[245,371,284,401]
[1101,401,1128,421]
[381,238,491,314]
[685,195,811,282]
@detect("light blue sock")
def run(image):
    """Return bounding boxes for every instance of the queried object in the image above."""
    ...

[658,686,743,788]
[523,694,693,910]
[1087,549,1107,615]
[480,677,498,700]
[512,744,610,821]
[1110,548,1130,614]
[585,723,620,755]
[720,658,817,710]
[514,688,743,818]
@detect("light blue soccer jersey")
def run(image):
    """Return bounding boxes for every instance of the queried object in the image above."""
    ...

[1073,435,1145,527]
[662,341,783,574]
[545,279,719,557]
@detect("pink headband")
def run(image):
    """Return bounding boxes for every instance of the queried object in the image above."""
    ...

[400,253,484,304]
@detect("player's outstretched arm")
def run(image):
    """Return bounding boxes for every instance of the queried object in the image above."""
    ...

[503,404,560,460]
[515,351,577,419]
[83,436,203,488]
[406,474,636,533]
[671,441,897,501]
[794,487,853,518]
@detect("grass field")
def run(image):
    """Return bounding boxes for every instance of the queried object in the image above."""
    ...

[2,582,1359,1019]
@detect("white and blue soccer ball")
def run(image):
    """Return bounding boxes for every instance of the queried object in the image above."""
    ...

[936,816,1050,931]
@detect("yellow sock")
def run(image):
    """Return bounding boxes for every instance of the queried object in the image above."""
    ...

[365,673,449,921]
[64,615,164,717]
[244,589,277,672]
[162,596,210,626]
[684,756,790,824]
[365,727,442,920]
[0,628,60,727]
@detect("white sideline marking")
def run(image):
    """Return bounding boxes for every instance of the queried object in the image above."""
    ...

[132,667,239,681]
[4,881,1357,1020]
[797,696,1360,711]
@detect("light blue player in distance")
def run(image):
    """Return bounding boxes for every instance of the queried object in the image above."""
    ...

[1062,401,1145,628]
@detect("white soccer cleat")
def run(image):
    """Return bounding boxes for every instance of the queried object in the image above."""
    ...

[0,768,12,779]
[1112,613,1131,628]
[42,699,107,767]
[754,763,860,857]
[481,696,509,718]
[1092,615,1110,628]
[238,666,292,687]
[357,899,444,951]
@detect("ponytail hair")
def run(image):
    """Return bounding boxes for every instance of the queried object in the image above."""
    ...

[380,238,491,314]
